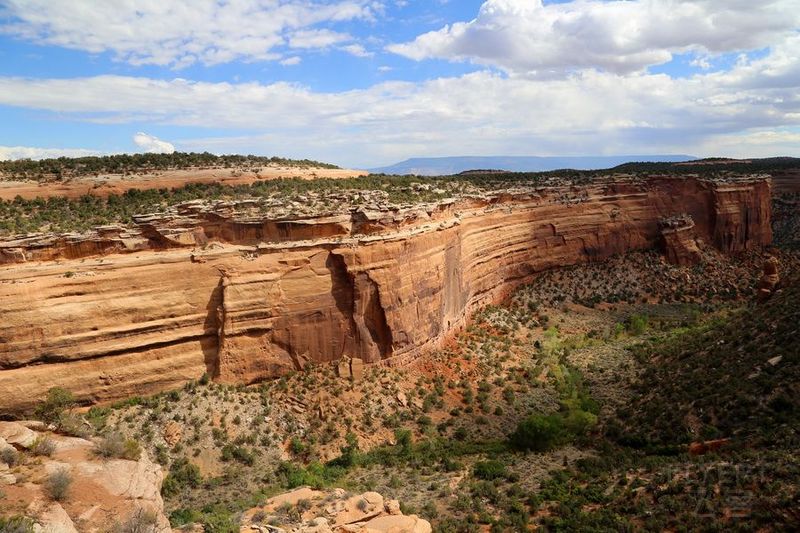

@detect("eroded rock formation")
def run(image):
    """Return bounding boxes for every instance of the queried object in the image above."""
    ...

[757,255,781,301]
[660,215,702,266]
[239,487,432,533]
[0,176,772,412]
[0,421,170,531]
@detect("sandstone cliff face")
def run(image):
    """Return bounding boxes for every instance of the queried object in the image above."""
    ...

[0,177,772,412]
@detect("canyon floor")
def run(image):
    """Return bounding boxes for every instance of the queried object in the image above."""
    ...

[1,158,799,532]
[5,245,797,532]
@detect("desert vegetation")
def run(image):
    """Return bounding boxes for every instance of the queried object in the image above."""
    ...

[0,152,339,182]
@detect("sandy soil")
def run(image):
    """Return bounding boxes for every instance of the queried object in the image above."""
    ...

[0,165,369,200]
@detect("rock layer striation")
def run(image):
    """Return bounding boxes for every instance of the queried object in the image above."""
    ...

[0,176,772,412]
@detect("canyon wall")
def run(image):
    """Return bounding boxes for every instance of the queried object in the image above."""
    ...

[0,177,772,413]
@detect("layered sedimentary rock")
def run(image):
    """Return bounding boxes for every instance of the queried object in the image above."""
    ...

[660,215,702,266]
[0,176,772,412]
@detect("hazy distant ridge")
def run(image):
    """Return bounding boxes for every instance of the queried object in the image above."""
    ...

[370,155,697,176]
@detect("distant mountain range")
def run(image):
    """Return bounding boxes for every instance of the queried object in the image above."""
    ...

[369,155,697,176]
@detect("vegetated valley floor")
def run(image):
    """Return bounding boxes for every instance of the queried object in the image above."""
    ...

[75,240,799,532]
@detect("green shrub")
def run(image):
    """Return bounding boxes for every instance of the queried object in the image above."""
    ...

[627,314,648,336]
[161,457,202,497]
[330,432,359,467]
[199,511,238,533]
[510,414,566,452]
[168,509,202,527]
[289,437,308,457]
[473,460,508,480]
[394,429,413,455]
[277,461,343,489]
[563,409,598,436]
[220,444,255,465]
[34,387,75,426]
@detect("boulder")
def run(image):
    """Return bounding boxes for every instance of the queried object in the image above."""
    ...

[163,421,182,446]
[0,421,38,448]
[330,492,384,526]
[688,438,730,456]
[240,489,431,533]
[362,514,433,533]
[28,502,78,533]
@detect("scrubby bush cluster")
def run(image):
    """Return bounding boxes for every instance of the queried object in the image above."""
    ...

[0,152,338,181]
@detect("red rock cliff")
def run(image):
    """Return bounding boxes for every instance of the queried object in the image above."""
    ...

[0,176,772,412]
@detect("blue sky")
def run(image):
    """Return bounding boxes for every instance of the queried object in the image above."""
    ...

[0,0,799,168]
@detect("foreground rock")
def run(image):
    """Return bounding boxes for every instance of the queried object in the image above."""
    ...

[0,175,773,412]
[756,255,781,301]
[0,422,170,532]
[239,487,432,533]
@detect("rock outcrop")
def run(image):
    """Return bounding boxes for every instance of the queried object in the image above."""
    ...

[0,176,773,412]
[0,422,170,532]
[757,255,781,301]
[660,214,702,266]
[239,487,432,533]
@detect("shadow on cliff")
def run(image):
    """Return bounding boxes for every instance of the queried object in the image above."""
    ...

[202,277,224,378]
[326,251,393,362]
[327,252,357,358]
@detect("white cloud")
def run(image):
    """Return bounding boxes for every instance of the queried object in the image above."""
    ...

[0,0,380,67]
[698,128,800,158]
[341,43,372,57]
[288,29,351,49]
[0,145,105,161]
[133,132,175,154]
[280,56,303,66]
[0,33,798,166]
[388,0,800,76]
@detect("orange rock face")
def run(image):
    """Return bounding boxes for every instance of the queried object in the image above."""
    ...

[660,215,702,266]
[0,176,773,413]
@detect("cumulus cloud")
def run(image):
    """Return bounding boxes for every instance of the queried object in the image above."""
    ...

[0,0,380,67]
[0,145,105,161]
[388,0,800,75]
[133,132,175,154]
[0,33,797,166]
